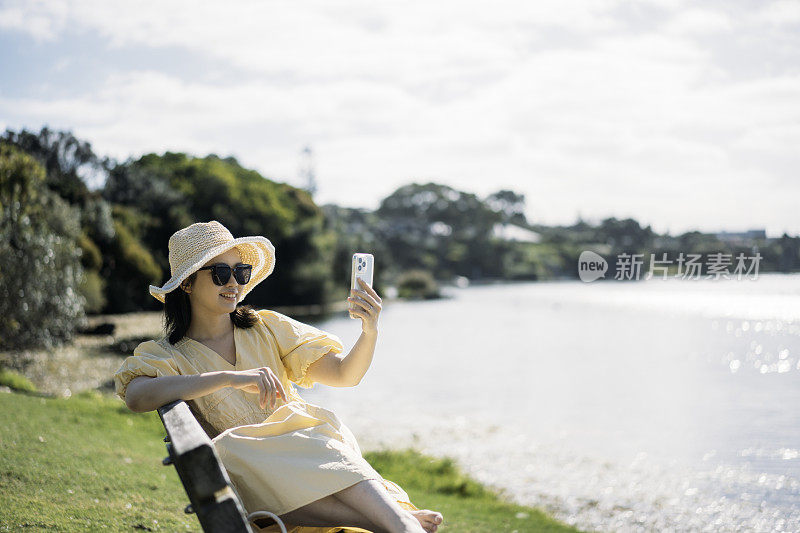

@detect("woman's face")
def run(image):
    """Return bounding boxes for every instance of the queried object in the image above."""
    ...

[181,247,246,314]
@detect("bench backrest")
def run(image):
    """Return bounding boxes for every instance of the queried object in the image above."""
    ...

[157,399,254,532]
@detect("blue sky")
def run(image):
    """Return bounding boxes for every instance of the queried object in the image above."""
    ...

[1,0,798,236]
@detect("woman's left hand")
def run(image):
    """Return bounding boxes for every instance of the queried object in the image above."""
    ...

[348,278,382,335]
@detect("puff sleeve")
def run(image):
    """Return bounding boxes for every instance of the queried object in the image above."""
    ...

[113,339,181,403]
[257,309,344,389]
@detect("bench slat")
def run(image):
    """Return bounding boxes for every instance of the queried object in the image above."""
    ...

[157,399,255,532]
[195,493,253,533]
[159,401,230,501]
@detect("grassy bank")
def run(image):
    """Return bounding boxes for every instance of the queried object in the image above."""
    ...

[0,390,581,532]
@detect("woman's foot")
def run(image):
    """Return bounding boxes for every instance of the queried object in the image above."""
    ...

[409,509,443,532]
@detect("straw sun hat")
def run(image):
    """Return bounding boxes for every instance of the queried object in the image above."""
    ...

[148,220,275,304]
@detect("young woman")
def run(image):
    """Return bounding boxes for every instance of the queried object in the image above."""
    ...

[113,221,443,533]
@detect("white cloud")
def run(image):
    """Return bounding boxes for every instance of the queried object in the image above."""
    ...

[0,0,798,236]
[662,9,733,35]
[0,2,66,42]
[756,0,800,26]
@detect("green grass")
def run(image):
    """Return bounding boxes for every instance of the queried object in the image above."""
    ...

[365,449,581,532]
[0,368,37,392]
[0,390,581,532]
[1,389,194,531]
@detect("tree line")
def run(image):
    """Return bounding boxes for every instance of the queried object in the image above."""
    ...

[1,126,798,351]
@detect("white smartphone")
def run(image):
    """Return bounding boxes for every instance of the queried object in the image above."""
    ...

[349,253,374,318]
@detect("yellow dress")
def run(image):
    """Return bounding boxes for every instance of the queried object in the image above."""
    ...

[113,308,417,533]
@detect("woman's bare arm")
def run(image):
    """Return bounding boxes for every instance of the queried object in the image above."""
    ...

[305,328,379,387]
[125,371,233,413]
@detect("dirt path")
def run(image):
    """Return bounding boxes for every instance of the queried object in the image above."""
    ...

[0,311,165,397]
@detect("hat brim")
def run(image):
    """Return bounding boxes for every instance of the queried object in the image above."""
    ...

[148,236,275,304]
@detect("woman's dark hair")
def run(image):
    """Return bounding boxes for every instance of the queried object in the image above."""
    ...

[163,271,259,345]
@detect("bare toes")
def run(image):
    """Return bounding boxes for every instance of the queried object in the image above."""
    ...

[424,510,443,525]
[412,509,443,531]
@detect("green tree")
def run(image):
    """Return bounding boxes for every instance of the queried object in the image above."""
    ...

[1,126,105,205]
[486,189,528,226]
[0,143,86,351]
[3,127,116,312]
[376,182,503,279]
[321,205,394,296]
[111,152,335,307]
[595,217,656,251]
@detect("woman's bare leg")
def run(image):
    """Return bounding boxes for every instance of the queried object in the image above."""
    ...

[277,492,384,531]
[278,480,425,533]
[330,484,442,533]
[331,480,426,533]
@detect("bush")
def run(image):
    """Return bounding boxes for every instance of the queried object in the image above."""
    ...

[397,269,440,300]
[0,368,37,392]
[100,211,163,313]
[78,269,107,313]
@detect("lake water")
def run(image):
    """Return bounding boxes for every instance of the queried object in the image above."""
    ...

[302,273,800,532]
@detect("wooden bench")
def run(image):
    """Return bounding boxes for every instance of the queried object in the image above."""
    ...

[157,399,287,532]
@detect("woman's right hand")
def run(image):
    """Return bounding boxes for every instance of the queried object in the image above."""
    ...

[227,367,287,411]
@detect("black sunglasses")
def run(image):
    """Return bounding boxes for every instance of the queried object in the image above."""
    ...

[197,263,253,286]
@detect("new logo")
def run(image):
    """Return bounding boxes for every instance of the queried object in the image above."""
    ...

[578,251,608,282]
